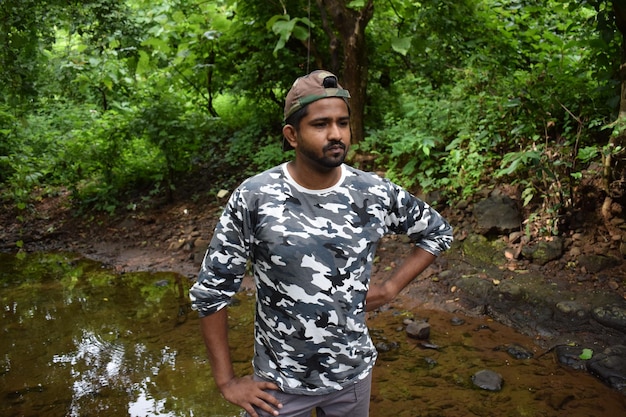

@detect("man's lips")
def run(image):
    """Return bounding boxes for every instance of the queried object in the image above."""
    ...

[325,143,346,152]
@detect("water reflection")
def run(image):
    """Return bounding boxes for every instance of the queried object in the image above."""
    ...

[51,330,127,416]
[0,252,239,417]
[128,378,177,417]
[1,252,625,417]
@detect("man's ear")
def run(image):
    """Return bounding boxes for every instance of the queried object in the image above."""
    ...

[282,124,298,149]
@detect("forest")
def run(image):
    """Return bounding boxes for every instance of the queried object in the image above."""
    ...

[1,0,625,243]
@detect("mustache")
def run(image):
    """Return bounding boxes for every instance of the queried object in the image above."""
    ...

[323,141,346,152]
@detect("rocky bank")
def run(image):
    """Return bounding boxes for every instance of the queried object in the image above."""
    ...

[1,185,625,394]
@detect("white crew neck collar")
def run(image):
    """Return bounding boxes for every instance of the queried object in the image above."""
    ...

[281,162,346,194]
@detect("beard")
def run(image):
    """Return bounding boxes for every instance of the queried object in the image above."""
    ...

[298,140,348,169]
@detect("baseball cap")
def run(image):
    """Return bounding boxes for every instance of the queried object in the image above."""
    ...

[283,70,351,122]
[282,70,351,150]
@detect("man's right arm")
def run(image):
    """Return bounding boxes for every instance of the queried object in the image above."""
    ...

[200,308,283,417]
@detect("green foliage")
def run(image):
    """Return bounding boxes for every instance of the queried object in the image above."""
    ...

[268,14,313,56]
[213,95,289,178]
[0,0,623,239]
[364,0,618,220]
[0,105,18,183]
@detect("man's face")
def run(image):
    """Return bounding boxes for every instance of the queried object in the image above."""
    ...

[288,98,351,169]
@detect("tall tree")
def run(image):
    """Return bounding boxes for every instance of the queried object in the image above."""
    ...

[603,1,626,225]
[315,0,374,143]
[0,0,58,107]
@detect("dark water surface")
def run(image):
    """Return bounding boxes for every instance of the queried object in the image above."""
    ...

[1,252,625,416]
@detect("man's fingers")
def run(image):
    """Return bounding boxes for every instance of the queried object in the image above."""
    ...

[252,400,280,416]
[259,390,283,409]
[221,377,283,416]
[258,381,279,391]
[242,405,260,417]
[253,382,282,414]
[245,395,280,417]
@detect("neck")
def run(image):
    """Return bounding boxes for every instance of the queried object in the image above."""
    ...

[287,160,342,190]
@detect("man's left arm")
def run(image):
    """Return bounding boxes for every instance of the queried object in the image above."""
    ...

[367,183,453,311]
[365,246,436,311]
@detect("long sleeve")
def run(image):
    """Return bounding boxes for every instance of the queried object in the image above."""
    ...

[384,180,453,256]
[189,188,250,317]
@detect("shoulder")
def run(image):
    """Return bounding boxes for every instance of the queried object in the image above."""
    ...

[231,165,286,198]
[227,164,288,209]
[343,165,398,193]
[241,165,285,188]
[344,165,386,184]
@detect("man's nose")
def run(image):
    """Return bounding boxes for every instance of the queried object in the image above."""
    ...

[328,122,342,139]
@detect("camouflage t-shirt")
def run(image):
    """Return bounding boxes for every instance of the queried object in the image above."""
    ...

[190,163,453,395]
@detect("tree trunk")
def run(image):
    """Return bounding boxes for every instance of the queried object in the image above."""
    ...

[316,0,374,144]
[601,2,626,231]
[206,48,219,118]
[612,1,626,138]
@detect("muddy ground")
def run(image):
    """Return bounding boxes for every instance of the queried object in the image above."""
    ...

[1,184,625,352]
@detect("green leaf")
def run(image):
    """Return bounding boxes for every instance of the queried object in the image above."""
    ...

[142,37,171,53]
[172,11,185,23]
[267,14,288,31]
[391,37,412,56]
[136,50,150,75]
[292,25,310,41]
[272,18,297,37]
[579,348,593,360]
[348,0,365,8]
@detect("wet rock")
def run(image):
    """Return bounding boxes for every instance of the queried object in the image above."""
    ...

[456,199,470,210]
[461,234,507,265]
[406,321,430,340]
[495,279,523,301]
[592,304,626,332]
[193,238,210,265]
[168,239,186,251]
[568,246,582,257]
[473,195,521,235]
[508,231,524,244]
[453,274,494,305]
[554,345,588,371]
[438,269,455,281]
[375,341,399,353]
[494,343,534,359]
[521,237,564,265]
[450,316,465,326]
[555,300,588,318]
[578,254,620,273]
[471,369,503,391]
[423,357,438,368]
[193,237,209,252]
[587,345,626,394]
[608,280,620,290]
[417,341,440,350]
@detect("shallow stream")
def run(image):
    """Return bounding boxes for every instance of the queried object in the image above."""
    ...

[1,252,624,416]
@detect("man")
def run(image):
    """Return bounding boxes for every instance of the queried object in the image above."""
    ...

[190,69,453,417]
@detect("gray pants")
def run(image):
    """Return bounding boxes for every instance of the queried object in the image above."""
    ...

[248,373,372,417]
